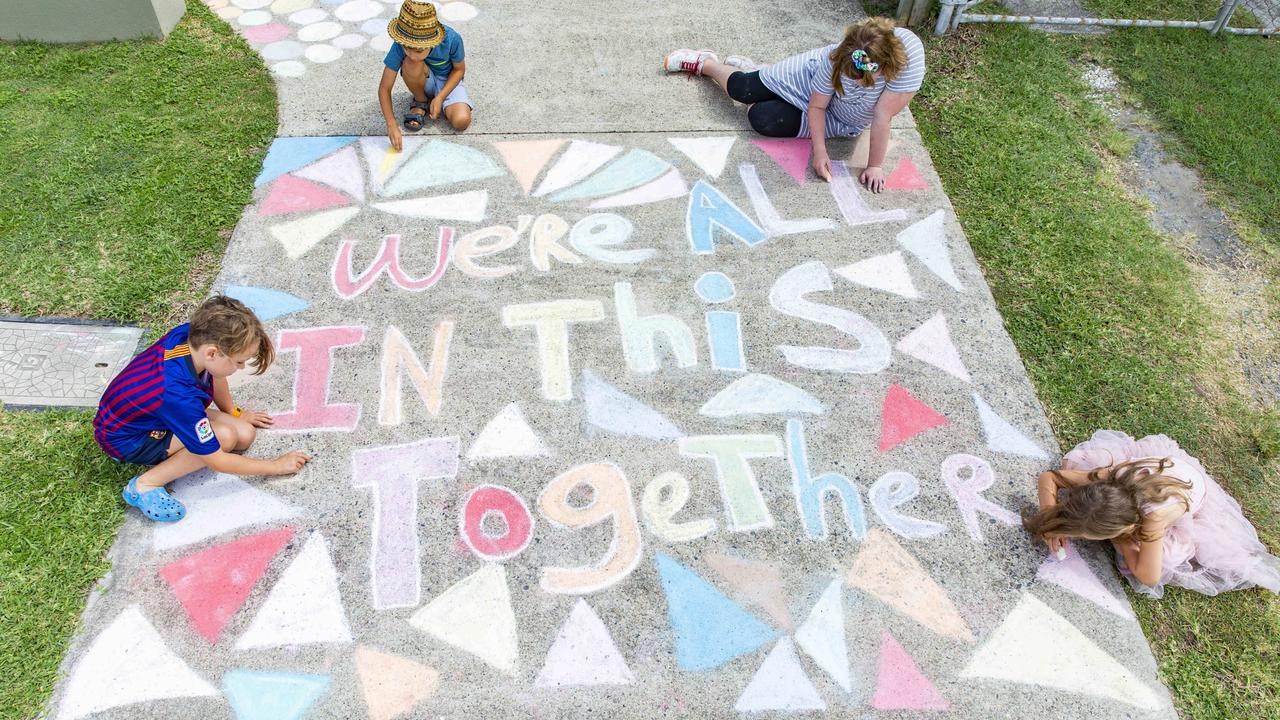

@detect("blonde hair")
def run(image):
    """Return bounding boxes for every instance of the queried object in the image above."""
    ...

[188,295,274,375]
[1022,458,1192,543]
[830,17,908,95]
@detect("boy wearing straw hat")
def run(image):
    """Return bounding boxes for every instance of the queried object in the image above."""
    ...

[379,0,472,149]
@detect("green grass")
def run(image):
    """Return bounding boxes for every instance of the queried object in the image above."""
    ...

[913,23,1280,718]
[0,3,275,718]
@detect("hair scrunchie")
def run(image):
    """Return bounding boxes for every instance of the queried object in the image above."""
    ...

[851,49,879,74]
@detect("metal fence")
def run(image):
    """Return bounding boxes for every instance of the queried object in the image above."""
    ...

[933,0,1280,35]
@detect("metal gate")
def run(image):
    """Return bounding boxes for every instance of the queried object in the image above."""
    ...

[934,0,1279,35]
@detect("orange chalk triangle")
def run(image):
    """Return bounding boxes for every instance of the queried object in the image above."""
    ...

[846,529,974,643]
[884,156,927,190]
[492,139,567,195]
[704,552,793,630]
[355,646,440,720]
[872,631,950,711]
[879,384,948,451]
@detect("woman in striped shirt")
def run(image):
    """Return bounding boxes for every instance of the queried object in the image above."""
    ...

[665,18,925,192]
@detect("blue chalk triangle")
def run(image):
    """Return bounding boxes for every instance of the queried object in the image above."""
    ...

[656,553,778,671]
[256,137,358,187]
[224,670,330,720]
[382,140,505,196]
[550,149,671,202]
[224,285,311,322]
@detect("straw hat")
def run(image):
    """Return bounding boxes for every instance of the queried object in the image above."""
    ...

[387,0,446,50]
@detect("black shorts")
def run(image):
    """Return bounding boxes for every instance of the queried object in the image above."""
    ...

[115,430,174,466]
[726,71,805,138]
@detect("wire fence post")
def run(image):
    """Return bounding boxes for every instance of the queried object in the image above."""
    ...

[1211,0,1242,33]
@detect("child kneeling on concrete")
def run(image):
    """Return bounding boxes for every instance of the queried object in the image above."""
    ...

[379,0,472,151]
[93,296,309,522]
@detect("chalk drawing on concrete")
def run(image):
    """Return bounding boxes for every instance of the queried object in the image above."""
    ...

[550,149,672,202]
[534,140,623,197]
[588,168,688,209]
[379,322,453,426]
[568,213,652,264]
[973,394,1050,459]
[224,285,311,322]
[271,326,366,431]
[871,471,949,539]
[152,473,300,551]
[269,206,360,259]
[223,670,331,720]
[460,484,535,561]
[734,637,827,712]
[739,163,838,237]
[885,156,928,191]
[879,384,949,452]
[294,144,365,201]
[686,180,768,255]
[896,311,972,383]
[468,403,551,459]
[235,533,354,649]
[439,2,480,22]
[159,527,295,644]
[383,140,505,196]
[693,270,747,371]
[256,136,357,186]
[535,599,636,688]
[704,552,793,631]
[668,136,736,179]
[961,593,1163,709]
[492,139,567,194]
[355,645,441,720]
[1036,543,1135,620]
[795,578,852,693]
[695,270,736,303]
[873,631,951,711]
[940,454,1021,543]
[56,605,219,720]
[787,419,869,541]
[526,214,584,272]
[654,552,778,672]
[680,434,782,532]
[359,137,425,195]
[502,301,604,401]
[828,161,911,226]
[770,260,893,374]
[352,437,461,610]
[751,138,811,185]
[408,563,520,676]
[833,251,920,299]
[333,229,453,299]
[699,373,825,418]
[373,189,489,222]
[898,210,964,292]
[538,463,643,594]
[582,369,683,440]
[846,529,975,643]
[641,471,717,543]
[614,281,699,373]
[261,174,354,217]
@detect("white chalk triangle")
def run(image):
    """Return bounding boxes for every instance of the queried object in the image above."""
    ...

[668,136,736,179]
[961,593,1163,709]
[582,369,683,440]
[588,168,688,209]
[699,373,825,417]
[795,579,852,693]
[534,599,636,688]
[269,206,360,259]
[974,394,1049,459]
[533,140,622,197]
[372,190,488,222]
[896,312,971,383]
[153,472,299,551]
[1037,543,1135,620]
[57,606,219,720]
[409,563,519,675]
[897,210,964,292]
[295,145,366,202]
[360,137,426,195]
[734,637,827,712]
[468,403,550,459]
[833,251,920,299]
[234,533,353,650]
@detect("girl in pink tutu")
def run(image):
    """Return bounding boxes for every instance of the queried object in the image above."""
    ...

[1024,429,1280,597]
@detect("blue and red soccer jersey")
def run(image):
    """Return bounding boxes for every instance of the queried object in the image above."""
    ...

[94,323,220,460]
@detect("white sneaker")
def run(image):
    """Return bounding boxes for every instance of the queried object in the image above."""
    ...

[664,48,718,75]
[725,55,758,72]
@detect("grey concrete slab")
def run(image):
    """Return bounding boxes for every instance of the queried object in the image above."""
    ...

[0,320,143,408]
[48,129,1176,719]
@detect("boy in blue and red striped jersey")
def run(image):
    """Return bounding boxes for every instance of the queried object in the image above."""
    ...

[94,296,309,522]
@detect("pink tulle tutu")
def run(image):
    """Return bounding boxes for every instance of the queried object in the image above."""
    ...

[1062,429,1280,598]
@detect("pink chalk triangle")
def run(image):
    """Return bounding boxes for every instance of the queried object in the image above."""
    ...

[872,631,950,711]
[159,527,295,644]
[260,175,355,217]
[879,384,948,452]
[1036,543,1135,620]
[751,138,811,185]
[884,156,927,190]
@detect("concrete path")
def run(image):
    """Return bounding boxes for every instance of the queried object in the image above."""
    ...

[47,2,1177,718]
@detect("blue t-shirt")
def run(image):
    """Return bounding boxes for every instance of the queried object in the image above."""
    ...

[383,26,465,78]
[94,323,219,459]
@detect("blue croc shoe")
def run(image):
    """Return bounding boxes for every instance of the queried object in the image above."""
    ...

[122,477,186,523]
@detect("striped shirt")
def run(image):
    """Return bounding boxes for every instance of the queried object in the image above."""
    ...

[93,323,219,460]
[758,27,926,138]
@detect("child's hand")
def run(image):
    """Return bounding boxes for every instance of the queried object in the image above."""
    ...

[1045,535,1064,555]
[860,165,885,193]
[429,96,444,120]
[388,123,403,152]
[271,451,310,475]
[811,152,832,183]
[244,410,274,428]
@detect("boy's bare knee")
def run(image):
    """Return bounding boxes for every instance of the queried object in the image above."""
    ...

[449,109,471,131]
[213,422,239,451]
[235,421,257,449]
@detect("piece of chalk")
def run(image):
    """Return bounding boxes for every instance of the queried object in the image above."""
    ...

[1056,547,1067,561]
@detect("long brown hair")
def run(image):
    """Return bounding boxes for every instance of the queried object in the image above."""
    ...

[188,295,275,375]
[1022,458,1192,543]
[829,17,908,95]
